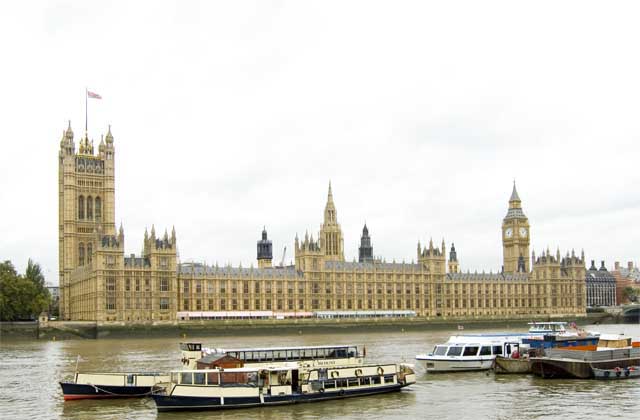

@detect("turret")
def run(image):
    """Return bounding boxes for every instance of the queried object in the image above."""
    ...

[448,243,459,273]
[358,223,373,263]
[319,182,344,261]
[257,226,273,268]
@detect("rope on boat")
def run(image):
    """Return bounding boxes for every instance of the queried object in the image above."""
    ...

[88,384,156,397]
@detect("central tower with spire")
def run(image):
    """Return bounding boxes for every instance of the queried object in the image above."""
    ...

[320,182,345,262]
[502,181,530,273]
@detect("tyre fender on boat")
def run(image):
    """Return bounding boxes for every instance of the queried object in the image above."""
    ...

[355,369,363,377]
[331,371,339,378]
[377,366,384,376]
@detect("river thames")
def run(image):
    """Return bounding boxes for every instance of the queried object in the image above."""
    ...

[1,322,638,420]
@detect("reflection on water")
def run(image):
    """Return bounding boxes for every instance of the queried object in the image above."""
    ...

[1,323,638,420]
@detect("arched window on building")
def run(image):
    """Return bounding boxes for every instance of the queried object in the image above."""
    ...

[87,196,93,219]
[95,197,101,220]
[78,196,85,219]
[79,243,85,266]
[87,242,93,264]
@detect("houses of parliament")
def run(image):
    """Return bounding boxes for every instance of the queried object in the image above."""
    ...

[58,122,587,323]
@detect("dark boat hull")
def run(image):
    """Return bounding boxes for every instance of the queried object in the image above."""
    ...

[60,382,155,400]
[530,357,640,379]
[153,383,406,412]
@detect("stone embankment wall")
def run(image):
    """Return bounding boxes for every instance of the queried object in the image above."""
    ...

[0,312,615,340]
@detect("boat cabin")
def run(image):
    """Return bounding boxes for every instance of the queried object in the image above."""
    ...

[196,353,244,370]
[431,342,519,358]
[528,322,567,335]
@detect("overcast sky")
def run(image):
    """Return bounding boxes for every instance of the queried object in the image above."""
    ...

[1,1,639,284]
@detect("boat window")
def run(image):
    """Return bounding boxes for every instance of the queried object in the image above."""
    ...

[127,374,134,386]
[434,346,448,356]
[324,381,336,389]
[194,372,205,385]
[384,375,394,384]
[207,372,220,385]
[479,346,492,356]
[492,346,503,355]
[371,376,382,384]
[463,346,479,356]
[247,372,258,385]
[180,372,193,385]
[348,378,359,387]
[171,372,180,384]
[447,346,463,356]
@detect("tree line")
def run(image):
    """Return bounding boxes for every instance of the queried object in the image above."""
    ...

[0,259,54,321]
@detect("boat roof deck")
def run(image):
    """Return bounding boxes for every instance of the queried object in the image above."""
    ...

[210,344,358,353]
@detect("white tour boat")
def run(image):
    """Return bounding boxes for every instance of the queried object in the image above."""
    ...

[416,334,524,373]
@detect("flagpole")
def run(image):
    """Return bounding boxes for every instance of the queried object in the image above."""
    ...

[85,87,88,133]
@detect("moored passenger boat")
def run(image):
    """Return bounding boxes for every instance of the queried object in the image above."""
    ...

[152,363,415,411]
[416,334,524,373]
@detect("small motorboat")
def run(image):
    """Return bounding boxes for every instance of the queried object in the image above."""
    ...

[592,366,640,380]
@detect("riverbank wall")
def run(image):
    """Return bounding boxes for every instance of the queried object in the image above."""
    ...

[0,311,619,340]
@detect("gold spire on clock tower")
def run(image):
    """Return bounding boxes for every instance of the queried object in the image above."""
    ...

[502,181,530,273]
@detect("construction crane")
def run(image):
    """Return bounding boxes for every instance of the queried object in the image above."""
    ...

[278,246,287,268]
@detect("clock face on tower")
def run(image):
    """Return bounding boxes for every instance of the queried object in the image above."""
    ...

[505,228,513,238]
[519,227,527,238]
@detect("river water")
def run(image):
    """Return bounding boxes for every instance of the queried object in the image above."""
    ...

[1,323,638,420]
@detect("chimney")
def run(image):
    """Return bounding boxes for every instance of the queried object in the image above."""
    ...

[614,261,620,271]
[599,260,606,271]
[628,261,634,271]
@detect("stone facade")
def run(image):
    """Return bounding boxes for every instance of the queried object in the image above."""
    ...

[58,123,587,322]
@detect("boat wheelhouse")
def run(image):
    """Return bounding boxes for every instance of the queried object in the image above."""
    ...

[152,363,416,411]
[416,334,525,373]
[527,322,568,335]
[197,344,364,369]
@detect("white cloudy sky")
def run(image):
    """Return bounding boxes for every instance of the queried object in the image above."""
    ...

[1,1,639,283]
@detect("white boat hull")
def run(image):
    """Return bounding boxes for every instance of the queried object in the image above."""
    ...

[416,356,495,372]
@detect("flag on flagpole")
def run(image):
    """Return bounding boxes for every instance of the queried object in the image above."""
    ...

[87,90,102,99]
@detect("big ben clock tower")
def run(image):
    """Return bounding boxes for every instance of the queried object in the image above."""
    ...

[502,182,530,273]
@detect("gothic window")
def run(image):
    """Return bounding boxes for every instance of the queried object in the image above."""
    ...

[86,196,93,219]
[78,243,85,266]
[95,196,102,220]
[78,196,85,219]
[160,298,169,310]
[87,242,92,264]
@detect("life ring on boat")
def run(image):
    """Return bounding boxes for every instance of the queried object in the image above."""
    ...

[331,371,339,378]
[355,369,363,377]
[377,367,384,376]
[615,368,622,377]
[319,388,325,393]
